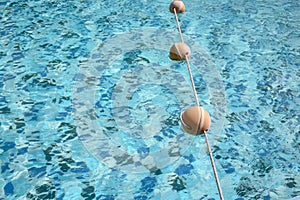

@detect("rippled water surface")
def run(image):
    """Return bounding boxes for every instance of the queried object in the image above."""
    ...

[0,0,299,199]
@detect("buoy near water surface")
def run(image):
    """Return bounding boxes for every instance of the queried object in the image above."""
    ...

[180,106,211,135]
[169,0,186,13]
[169,42,191,60]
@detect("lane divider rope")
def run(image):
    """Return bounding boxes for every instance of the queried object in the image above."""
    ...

[170,1,224,199]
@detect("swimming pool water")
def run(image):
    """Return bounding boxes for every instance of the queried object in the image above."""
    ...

[0,0,299,199]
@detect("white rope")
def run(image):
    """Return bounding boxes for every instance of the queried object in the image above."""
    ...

[204,130,224,199]
[173,8,185,44]
[184,54,199,107]
[173,7,225,200]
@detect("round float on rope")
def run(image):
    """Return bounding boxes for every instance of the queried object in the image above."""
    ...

[180,106,211,135]
[169,42,191,60]
[170,0,186,13]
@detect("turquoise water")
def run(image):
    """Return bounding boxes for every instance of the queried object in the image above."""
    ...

[0,0,299,199]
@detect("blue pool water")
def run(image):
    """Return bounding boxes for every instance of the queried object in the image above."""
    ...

[0,0,299,199]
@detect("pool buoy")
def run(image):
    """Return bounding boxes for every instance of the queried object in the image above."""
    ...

[180,106,211,135]
[170,0,186,13]
[169,42,191,60]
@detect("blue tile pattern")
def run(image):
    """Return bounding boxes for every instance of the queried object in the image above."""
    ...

[0,0,299,199]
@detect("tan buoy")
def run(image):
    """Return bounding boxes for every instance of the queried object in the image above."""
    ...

[180,106,211,135]
[170,0,186,13]
[169,42,191,60]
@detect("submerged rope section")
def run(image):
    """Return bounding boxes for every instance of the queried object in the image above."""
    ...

[170,1,224,199]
